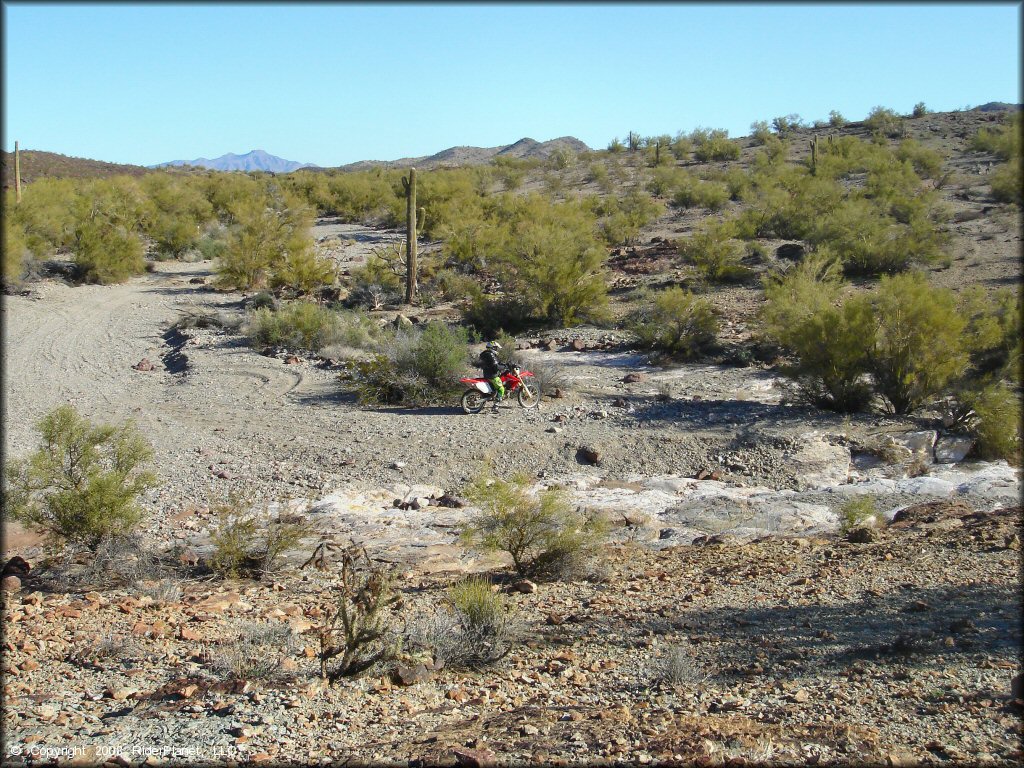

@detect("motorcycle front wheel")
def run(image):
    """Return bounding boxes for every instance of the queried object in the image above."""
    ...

[461,388,487,414]
[517,382,540,409]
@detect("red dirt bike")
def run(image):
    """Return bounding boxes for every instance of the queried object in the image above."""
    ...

[460,364,539,413]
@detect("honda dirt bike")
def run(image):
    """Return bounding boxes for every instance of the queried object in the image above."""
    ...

[460,365,540,413]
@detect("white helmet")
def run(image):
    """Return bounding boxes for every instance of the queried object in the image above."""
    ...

[486,341,502,351]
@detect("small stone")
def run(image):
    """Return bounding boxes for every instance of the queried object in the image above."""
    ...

[623,373,645,383]
[132,358,155,371]
[452,747,496,768]
[520,724,540,736]
[512,580,537,594]
[846,527,877,543]
[577,445,601,465]
[1,575,22,593]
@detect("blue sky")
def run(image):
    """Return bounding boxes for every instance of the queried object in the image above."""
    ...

[2,2,1020,167]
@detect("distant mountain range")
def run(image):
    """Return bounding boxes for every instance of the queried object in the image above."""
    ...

[151,138,592,174]
[151,149,318,173]
[334,136,593,172]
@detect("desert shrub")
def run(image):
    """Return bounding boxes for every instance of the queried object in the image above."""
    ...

[630,286,718,358]
[607,137,625,153]
[962,382,1021,464]
[348,251,404,309]
[499,196,609,326]
[990,157,1022,205]
[527,360,570,398]
[354,322,469,406]
[3,216,32,286]
[959,286,1022,376]
[420,268,481,307]
[316,544,401,681]
[691,127,740,161]
[750,120,773,145]
[762,252,874,411]
[3,405,156,550]
[6,178,79,257]
[418,576,517,669]
[911,102,930,118]
[208,493,309,579]
[828,110,849,128]
[245,301,342,352]
[670,133,693,160]
[669,173,730,211]
[677,223,751,283]
[654,643,706,686]
[133,577,183,606]
[593,189,664,246]
[895,139,945,179]
[838,496,885,533]
[868,272,968,414]
[771,114,804,136]
[212,621,300,681]
[463,294,535,338]
[216,187,325,293]
[461,472,608,579]
[140,174,215,258]
[864,106,905,139]
[71,220,146,284]
[970,113,1021,160]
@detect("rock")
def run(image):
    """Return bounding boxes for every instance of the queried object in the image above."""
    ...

[889,430,938,458]
[188,277,205,284]
[776,243,806,261]
[696,469,723,481]
[790,432,851,490]
[512,579,537,594]
[393,314,414,331]
[1012,672,1024,700]
[132,358,155,371]
[284,355,301,365]
[3,556,31,578]
[435,494,468,509]
[551,387,565,398]
[394,663,433,686]
[391,461,406,470]
[520,723,540,736]
[934,436,975,463]
[452,747,496,768]
[1,575,22,593]
[546,612,565,626]
[571,339,587,351]
[577,446,602,465]
[612,398,628,408]
[846,526,877,543]
[622,373,645,383]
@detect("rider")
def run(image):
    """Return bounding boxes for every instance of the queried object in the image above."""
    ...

[478,341,505,405]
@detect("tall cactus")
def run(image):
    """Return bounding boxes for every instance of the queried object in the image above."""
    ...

[401,168,418,304]
[15,140,22,203]
[809,136,818,174]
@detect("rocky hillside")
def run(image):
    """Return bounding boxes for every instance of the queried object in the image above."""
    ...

[0,149,150,189]
[334,136,592,172]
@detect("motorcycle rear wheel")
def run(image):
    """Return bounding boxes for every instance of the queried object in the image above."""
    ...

[461,388,487,414]
[517,382,540,409]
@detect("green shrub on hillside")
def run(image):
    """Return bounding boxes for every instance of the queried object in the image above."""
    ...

[868,272,968,415]
[959,286,1022,376]
[4,405,156,550]
[630,286,719,358]
[690,128,741,162]
[990,158,1022,205]
[762,252,874,411]
[72,220,146,284]
[828,110,849,128]
[677,222,751,283]
[864,106,905,139]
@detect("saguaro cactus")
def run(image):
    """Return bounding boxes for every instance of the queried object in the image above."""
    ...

[401,168,418,304]
[809,136,818,174]
[15,140,22,203]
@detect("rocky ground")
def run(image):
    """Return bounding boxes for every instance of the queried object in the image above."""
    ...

[2,104,1023,764]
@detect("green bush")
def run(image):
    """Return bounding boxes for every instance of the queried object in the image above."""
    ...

[209,494,309,579]
[762,252,874,411]
[771,114,804,136]
[868,272,968,414]
[960,286,1022,376]
[4,405,156,550]
[354,322,469,406]
[140,173,215,258]
[990,157,1022,205]
[630,286,719,358]
[677,223,751,283]
[3,216,32,286]
[750,120,773,145]
[838,496,884,534]
[864,106,905,139]
[911,102,930,118]
[463,294,535,338]
[828,110,849,128]
[421,575,517,669]
[461,472,607,579]
[246,301,343,352]
[969,113,1021,161]
[964,382,1021,464]
[691,128,740,161]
